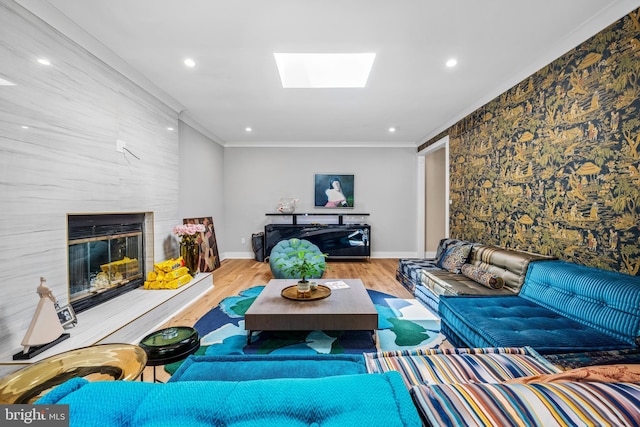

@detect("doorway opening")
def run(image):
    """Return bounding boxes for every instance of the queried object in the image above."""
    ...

[417,135,449,257]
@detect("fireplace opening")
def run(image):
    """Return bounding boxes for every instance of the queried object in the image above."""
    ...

[67,213,146,313]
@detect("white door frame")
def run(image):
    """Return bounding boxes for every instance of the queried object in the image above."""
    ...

[417,135,450,257]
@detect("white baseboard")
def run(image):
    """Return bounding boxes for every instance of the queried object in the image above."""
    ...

[371,251,417,259]
[222,251,419,260]
[222,251,255,259]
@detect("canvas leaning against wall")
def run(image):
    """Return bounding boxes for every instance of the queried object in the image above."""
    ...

[183,217,221,271]
[314,174,354,208]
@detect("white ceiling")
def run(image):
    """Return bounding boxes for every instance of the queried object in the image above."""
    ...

[18,0,640,147]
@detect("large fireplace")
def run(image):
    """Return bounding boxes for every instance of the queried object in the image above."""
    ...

[67,213,148,313]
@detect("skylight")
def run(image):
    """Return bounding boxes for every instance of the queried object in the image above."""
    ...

[274,53,376,88]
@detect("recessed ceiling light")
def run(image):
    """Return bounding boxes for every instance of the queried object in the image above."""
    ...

[0,76,16,86]
[37,58,51,65]
[21,125,29,129]
[446,58,458,68]
[184,58,196,68]
[274,53,376,88]
[167,127,174,131]
[388,127,396,133]
[245,127,252,132]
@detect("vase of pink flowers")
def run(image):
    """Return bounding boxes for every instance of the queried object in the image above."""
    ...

[174,223,206,275]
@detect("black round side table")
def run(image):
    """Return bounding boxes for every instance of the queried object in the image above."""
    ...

[138,326,200,382]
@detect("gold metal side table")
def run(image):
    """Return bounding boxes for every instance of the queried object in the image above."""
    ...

[0,343,147,404]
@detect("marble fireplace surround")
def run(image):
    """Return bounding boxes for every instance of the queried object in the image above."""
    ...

[0,211,214,374]
[0,3,187,375]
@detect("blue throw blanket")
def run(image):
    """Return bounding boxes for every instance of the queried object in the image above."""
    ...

[37,372,421,427]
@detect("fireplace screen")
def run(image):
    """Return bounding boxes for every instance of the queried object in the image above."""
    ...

[68,214,145,313]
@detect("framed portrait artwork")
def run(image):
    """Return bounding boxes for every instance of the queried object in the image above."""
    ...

[314,174,354,208]
[56,304,77,328]
[183,217,221,272]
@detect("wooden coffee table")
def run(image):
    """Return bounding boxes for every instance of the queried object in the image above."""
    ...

[245,279,378,344]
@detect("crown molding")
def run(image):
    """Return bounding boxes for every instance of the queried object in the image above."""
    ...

[224,140,418,148]
[15,0,185,114]
[178,112,226,147]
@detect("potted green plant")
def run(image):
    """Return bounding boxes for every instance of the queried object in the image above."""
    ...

[276,240,327,292]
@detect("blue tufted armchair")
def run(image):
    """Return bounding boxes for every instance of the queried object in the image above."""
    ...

[269,238,326,280]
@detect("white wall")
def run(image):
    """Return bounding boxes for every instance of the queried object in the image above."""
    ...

[223,146,417,258]
[0,3,183,355]
[178,121,226,257]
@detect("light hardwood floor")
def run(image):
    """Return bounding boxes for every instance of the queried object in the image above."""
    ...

[143,258,410,381]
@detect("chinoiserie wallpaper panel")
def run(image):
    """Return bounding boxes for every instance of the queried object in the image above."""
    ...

[446,8,640,275]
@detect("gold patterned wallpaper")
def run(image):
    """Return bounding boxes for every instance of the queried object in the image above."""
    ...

[445,8,640,275]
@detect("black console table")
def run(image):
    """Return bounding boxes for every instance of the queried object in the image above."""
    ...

[264,213,370,260]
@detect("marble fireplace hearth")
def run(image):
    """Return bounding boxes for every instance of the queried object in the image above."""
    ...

[0,273,213,377]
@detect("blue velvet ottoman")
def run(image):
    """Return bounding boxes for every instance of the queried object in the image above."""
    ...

[169,354,366,382]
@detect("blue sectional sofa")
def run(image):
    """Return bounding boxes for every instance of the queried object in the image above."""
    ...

[36,348,640,427]
[439,260,640,355]
[397,238,552,312]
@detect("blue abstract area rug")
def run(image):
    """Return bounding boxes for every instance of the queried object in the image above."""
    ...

[166,286,444,374]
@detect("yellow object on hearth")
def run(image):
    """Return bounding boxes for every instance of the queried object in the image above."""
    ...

[165,274,193,289]
[144,273,192,290]
[164,266,189,280]
[144,259,192,289]
[154,258,184,273]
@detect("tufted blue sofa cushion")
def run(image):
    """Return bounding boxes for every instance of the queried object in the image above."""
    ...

[439,260,640,354]
[439,295,634,353]
[37,372,422,427]
[169,354,366,382]
[519,260,640,346]
[269,238,326,280]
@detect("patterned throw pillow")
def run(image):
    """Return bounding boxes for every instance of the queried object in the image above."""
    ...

[461,263,505,289]
[434,239,466,264]
[439,245,472,274]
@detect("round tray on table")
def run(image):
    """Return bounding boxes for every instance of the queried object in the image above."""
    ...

[281,284,331,301]
[138,326,200,366]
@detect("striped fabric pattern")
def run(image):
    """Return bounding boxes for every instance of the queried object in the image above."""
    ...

[411,381,640,427]
[521,260,640,347]
[364,347,560,388]
[396,258,441,292]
